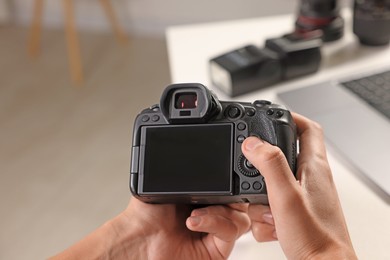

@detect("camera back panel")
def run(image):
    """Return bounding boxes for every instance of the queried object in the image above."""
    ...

[130,83,297,205]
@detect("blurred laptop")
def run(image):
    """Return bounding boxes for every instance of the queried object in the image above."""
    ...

[278,68,390,203]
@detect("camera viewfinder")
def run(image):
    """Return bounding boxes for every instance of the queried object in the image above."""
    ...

[175,93,197,109]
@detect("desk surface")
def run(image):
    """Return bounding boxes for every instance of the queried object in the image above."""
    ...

[166,11,390,260]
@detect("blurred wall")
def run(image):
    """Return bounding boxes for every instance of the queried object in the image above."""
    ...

[11,0,351,36]
[0,0,11,23]
[11,0,298,36]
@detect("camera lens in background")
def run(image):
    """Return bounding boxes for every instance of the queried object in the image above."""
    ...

[353,0,390,46]
[295,0,344,42]
[175,93,198,109]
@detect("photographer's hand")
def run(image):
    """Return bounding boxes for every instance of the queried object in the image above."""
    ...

[242,112,357,259]
[50,199,250,260]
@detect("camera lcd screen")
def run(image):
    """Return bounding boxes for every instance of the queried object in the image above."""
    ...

[140,124,233,193]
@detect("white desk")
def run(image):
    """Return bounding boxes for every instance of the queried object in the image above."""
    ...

[166,11,390,260]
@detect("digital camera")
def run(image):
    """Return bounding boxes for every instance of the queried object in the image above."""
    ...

[130,83,297,204]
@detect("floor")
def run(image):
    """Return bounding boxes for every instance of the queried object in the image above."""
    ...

[0,26,170,259]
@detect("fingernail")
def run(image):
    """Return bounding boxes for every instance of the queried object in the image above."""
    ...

[193,208,207,216]
[263,213,274,225]
[189,216,201,226]
[244,137,263,151]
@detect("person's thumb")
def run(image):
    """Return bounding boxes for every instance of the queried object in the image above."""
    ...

[241,136,298,204]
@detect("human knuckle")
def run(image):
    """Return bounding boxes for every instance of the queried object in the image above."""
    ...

[311,120,322,130]
[230,203,249,213]
[248,204,264,216]
[251,224,269,242]
[207,205,226,216]
[248,205,270,221]
[251,224,263,242]
[310,120,324,135]
[239,214,251,233]
[203,215,217,228]
[316,159,331,171]
[231,210,250,232]
[262,146,285,164]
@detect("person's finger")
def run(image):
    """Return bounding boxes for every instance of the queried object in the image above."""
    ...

[187,215,238,242]
[291,112,335,189]
[186,206,250,242]
[242,136,303,218]
[228,203,249,213]
[291,112,327,162]
[242,137,299,196]
[248,204,276,242]
[247,204,273,225]
[251,221,278,242]
[186,206,250,260]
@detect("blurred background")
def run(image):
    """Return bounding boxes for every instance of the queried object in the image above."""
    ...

[0,0,348,259]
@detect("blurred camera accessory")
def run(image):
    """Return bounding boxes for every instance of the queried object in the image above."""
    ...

[295,0,344,42]
[353,0,390,46]
[209,32,322,97]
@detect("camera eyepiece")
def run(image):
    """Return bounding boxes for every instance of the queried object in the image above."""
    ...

[160,83,221,123]
[175,92,198,109]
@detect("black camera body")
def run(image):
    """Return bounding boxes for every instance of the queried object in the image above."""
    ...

[130,83,297,205]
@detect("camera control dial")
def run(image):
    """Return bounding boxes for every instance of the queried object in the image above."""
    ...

[254,100,272,106]
[238,154,260,177]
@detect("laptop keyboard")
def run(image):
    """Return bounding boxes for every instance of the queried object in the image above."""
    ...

[341,70,390,120]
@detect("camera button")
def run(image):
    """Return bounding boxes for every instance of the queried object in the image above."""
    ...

[227,106,241,118]
[253,181,262,190]
[276,110,284,118]
[152,115,160,122]
[141,115,150,122]
[245,159,254,169]
[237,123,246,131]
[241,182,250,190]
[246,108,256,116]
[266,109,274,116]
[150,104,160,111]
[237,135,246,143]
